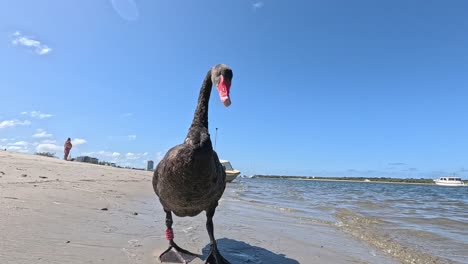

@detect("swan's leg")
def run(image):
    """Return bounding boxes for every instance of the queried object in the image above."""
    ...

[159,210,198,263]
[205,207,230,264]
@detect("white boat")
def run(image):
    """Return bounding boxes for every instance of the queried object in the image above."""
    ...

[433,177,465,187]
[220,159,240,183]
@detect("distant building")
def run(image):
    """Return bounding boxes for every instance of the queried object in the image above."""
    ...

[147,160,154,171]
[76,156,99,164]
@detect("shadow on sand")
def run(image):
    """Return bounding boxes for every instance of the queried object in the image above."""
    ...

[201,238,299,264]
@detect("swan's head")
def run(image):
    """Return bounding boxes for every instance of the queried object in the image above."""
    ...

[211,64,233,107]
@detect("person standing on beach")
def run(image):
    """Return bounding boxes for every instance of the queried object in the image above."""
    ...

[64,138,72,160]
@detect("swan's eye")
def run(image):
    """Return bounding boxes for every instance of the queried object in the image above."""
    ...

[222,71,233,81]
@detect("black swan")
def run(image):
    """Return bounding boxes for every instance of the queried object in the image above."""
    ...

[153,64,233,264]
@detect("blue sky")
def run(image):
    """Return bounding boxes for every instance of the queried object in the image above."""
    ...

[1,0,467,178]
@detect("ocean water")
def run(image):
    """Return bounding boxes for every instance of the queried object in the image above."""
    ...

[225,178,468,264]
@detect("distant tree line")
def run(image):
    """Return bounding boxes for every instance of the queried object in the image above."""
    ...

[35,152,56,158]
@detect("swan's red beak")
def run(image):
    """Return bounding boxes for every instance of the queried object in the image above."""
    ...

[217,76,231,107]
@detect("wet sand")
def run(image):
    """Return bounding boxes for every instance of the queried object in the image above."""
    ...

[0,151,396,264]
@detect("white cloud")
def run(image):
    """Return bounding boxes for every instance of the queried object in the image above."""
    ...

[128,135,137,140]
[1,138,8,142]
[126,152,137,159]
[2,140,30,153]
[7,146,29,153]
[120,113,133,118]
[33,129,53,138]
[123,152,149,160]
[71,138,87,145]
[41,139,57,144]
[98,151,116,157]
[253,1,264,10]
[155,151,167,163]
[36,143,62,153]
[0,119,31,129]
[12,31,52,55]
[79,149,151,168]
[21,111,53,119]
[9,141,29,147]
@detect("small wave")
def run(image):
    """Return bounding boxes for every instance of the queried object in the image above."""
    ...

[335,209,453,264]
[356,200,386,209]
[410,216,468,227]
[243,199,300,213]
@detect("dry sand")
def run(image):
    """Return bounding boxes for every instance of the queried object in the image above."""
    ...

[0,151,397,264]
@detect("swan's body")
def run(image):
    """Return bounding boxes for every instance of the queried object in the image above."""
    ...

[153,64,233,264]
[153,138,225,217]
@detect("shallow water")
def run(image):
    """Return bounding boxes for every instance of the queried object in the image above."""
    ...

[225,178,468,264]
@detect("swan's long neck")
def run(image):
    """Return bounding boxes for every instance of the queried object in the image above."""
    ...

[191,70,212,129]
[185,70,213,147]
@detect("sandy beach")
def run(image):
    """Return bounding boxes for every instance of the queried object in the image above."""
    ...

[0,151,396,264]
